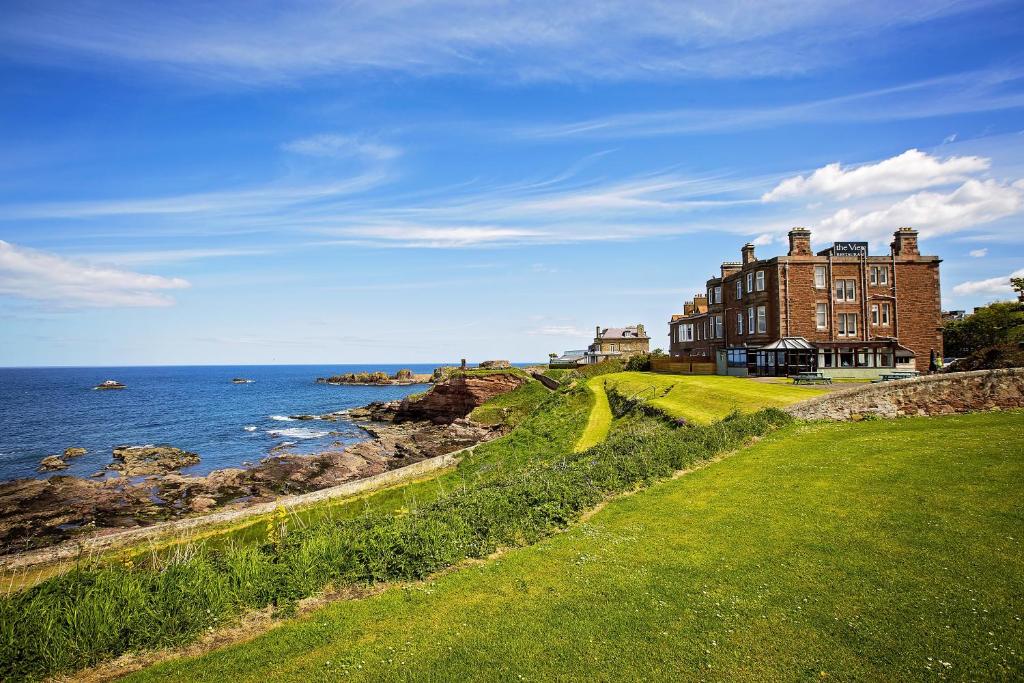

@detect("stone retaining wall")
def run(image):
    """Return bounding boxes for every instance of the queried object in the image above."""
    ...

[785,368,1024,421]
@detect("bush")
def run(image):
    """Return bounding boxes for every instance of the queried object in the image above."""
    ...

[952,343,1024,371]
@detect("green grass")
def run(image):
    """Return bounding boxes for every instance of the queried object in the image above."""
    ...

[131,411,1024,682]
[467,380,551,428]
[575,376,612,452]
[602,371,826,423]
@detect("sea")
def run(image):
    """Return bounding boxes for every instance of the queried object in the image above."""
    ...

[0,364,445,482]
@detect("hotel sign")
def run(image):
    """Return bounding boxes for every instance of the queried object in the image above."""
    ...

[833,241,868,257]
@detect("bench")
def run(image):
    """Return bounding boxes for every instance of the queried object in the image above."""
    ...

[793,372,832,385]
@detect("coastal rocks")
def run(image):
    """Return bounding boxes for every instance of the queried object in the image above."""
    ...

[64,447,87,458]
[395,371,528,424]
[108,445,200,477]
[316,369,429,386]
[38,456,69,472]
[478,359,512,369]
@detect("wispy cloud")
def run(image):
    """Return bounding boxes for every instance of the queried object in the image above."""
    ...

[0,240,190,307]
[969,248,989,257]
[521,69,1024,139]
[952,268,1024,296]
[283,134,401,162]
[0,2,1003,84]
[525,325,588,338]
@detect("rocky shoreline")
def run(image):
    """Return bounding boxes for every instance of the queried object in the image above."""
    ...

[0,370,526,556]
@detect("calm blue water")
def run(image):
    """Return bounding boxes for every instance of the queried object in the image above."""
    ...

[0,365,441,482]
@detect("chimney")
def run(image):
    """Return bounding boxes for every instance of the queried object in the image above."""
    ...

[636,324,646,337]
[683,302,693,316]
[720,261,742,279]
[595,325,601,339]
[693,293,708,313]
[891,227,919,256]
[788,227,812,256]
[741,243,756,265]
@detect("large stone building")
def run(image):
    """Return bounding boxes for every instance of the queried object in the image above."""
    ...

[668,227,942,378]
[586,325,649,364]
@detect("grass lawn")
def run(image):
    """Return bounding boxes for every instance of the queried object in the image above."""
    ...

[132,411,1024,682]
[601,371,826,423]
[574,376,612,451]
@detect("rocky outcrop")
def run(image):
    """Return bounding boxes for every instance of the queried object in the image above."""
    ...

[63,447,87,458]
[479,359,512,369]
[0,400,505,555]
[38,456,68,472]
[786,368,1024,421]
[316,370,430,385]
[108,445,201,477]
[394,371,529,424]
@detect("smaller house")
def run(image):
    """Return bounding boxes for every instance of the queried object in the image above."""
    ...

[549,350,587,369]
[585,325,649,364]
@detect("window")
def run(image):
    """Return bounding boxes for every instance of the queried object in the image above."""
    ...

[736,280,742,300]
[746,272,753,293]
[714,315,723,339]
[714,285,721,304]
[857,348,871,367]
[747,306,754,334]
[677,324,694,342]
[707,288,713,304]
[878,348,894,367]
[727,348,747,367]
[835,279,856,301]
[839,348,855,368]
[871,304,879,325]
[814,265,826,289]
[871,303,891,326]
[870,266,888,285]
[756,305,767,333]
[838,313,857,337]
[755,270,765,291]
[816,303,828,330]
[737,312,744,335]
[820,349,834,368]
[881,302,890,325]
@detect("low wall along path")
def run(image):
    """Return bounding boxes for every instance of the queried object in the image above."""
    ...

[785,368,1024,421]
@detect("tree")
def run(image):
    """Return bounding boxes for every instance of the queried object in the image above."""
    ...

[1012,276,1024,302]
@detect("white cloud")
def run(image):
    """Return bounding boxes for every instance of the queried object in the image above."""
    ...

[762,149,990,201]
[0,241,190,307]
[283,134,401,162]
[969,248,988,258]
[525,325,588,337]
[816,179,1024,244]
[752,233,776,246]
[952,268,1024,296]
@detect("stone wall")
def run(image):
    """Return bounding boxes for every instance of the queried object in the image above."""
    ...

[785,368,1024,421]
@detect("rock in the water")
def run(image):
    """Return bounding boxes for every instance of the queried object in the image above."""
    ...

[38,455,69,472]
[478,359,511,369]
[109,445,200,477]
[63,447,88,458]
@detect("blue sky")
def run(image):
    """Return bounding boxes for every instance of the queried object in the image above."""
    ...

[1,0,1023,366]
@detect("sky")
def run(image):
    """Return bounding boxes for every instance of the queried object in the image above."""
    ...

[1,0,1023,366]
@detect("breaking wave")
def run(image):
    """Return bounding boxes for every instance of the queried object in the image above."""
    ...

[267,427,331,440]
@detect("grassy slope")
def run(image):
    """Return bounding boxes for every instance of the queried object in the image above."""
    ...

[467,380,551,428]
[603,371,826,423]
[133,411,1024,682]
[574,377,612,452]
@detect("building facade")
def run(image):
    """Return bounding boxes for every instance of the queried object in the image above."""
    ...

[668,227,942,378]
[586,325,650,364]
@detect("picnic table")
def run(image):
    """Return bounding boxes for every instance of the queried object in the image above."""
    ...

[793,372,832,385]
[875,371,920,383]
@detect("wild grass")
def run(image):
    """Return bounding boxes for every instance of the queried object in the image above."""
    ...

[467,380,551,428]
[0,393,788,681]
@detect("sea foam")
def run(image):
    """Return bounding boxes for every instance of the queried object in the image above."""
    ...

[268,427,331,440]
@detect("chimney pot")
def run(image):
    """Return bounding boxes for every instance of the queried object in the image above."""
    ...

[741,242,756,265]
[891,227,919,256]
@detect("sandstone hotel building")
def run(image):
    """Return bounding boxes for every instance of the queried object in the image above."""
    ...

[668,227,942,378]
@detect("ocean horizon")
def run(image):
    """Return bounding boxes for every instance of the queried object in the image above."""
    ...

[0,363,533,483]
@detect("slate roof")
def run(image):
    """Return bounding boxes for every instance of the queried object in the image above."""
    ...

[598,326,648,340]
